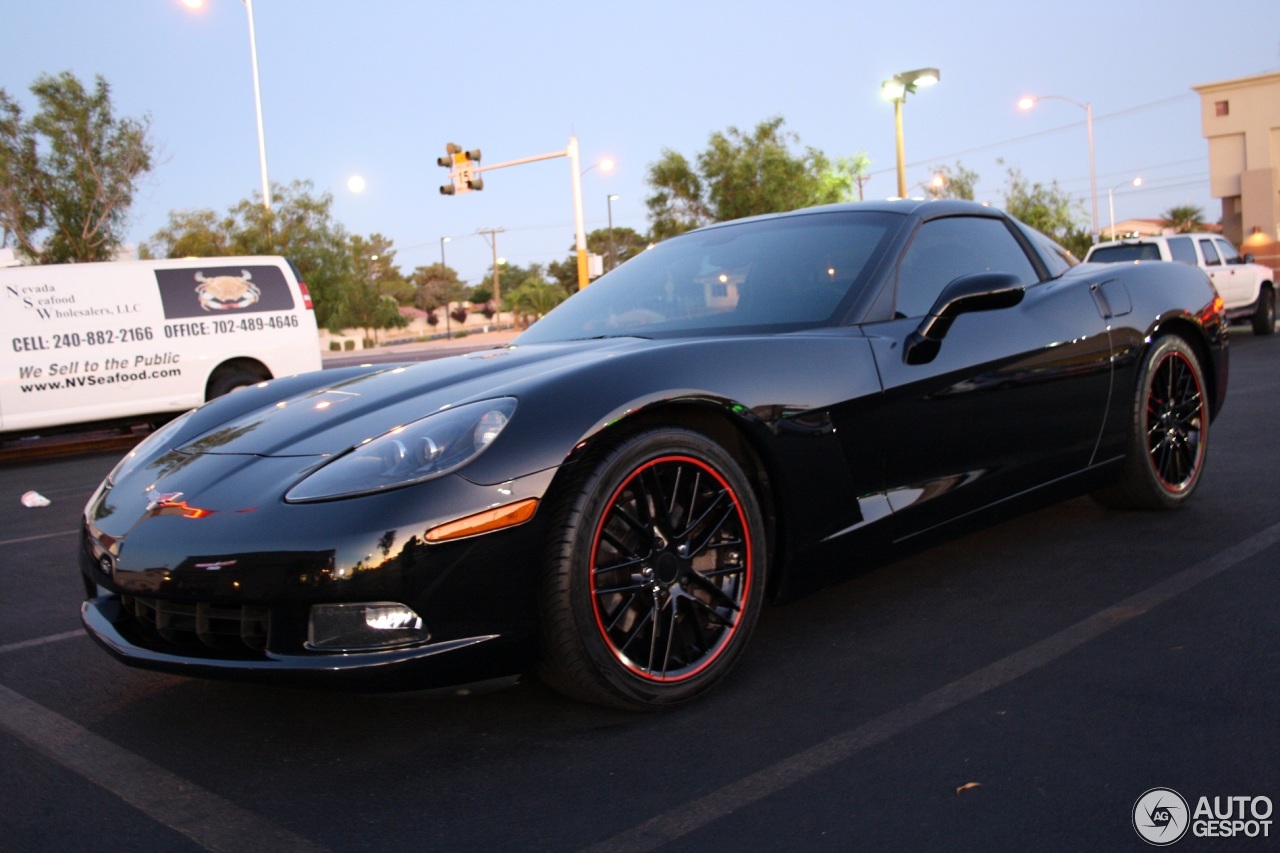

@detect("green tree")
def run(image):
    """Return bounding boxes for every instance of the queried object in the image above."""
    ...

[927,162,980,200]
[1162,204,1205,234]
[507,274,568,327]
[1000,163,1088,248]
[476,261,538,310]
[547,227,653,293]
[350,233,413,305]
[645,116,866,240]
[0,72,154,263]
[999,163,1091,258]
[144,180,352,329]
[409,262,467,311]
[142,208,233,257]
[336,280,406,346]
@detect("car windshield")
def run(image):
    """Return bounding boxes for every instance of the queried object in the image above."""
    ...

[516,210,898,343]
[1088,243,1162,262]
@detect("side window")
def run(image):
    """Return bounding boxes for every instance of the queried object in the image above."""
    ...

[1166,236,1197,265]
[894,217,1040,318]
[1214,238,1240,263]
[1198,239,1221,267]
[1016,221,1076,276]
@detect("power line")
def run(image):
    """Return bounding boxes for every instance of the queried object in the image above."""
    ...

[871,92,1199,176]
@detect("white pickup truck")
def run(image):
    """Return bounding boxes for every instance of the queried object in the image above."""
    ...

[1085,233,1275,335]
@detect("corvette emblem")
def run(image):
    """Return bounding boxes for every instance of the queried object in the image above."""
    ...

[145,489,184,511]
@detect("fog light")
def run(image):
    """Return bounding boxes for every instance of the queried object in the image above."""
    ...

[306,602,429,651]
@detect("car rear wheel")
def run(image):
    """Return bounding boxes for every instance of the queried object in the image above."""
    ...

[1251,287,1275,335]
[539,427,766,710]
[1094,335,1209,510]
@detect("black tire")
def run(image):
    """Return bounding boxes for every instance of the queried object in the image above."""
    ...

[1093,336,1209,510]
[538,427,767,710]
[207,368,265,400]
[1251,287,1275,336]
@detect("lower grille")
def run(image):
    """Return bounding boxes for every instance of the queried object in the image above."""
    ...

[121,595,269,652]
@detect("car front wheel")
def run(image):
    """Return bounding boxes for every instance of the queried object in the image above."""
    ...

[1094,335,1209,510]
[539,427,766,710]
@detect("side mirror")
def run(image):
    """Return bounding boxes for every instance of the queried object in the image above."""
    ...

[1242,252,1256,264]
[905,272,1025,365]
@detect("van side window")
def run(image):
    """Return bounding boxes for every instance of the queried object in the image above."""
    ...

[895,217,1039,318]
[1198,239,1221,267]
[1166,236,1197,265]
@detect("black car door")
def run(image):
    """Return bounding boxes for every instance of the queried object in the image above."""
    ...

[860,213,1113,537]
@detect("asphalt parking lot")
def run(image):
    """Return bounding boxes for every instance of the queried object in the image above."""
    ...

[2,328,1278,851]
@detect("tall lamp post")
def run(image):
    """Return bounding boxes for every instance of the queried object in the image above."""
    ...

[606,194,619,271]
[182,0,272,211]
[881,67,940,199]
[1018,94,1098,243]
[440,235,452,338]
[1107,177,1142,241]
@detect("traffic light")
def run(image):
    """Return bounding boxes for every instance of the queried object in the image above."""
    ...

[439,143,483,195]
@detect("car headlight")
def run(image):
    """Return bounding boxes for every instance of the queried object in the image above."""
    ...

[285,397,517,502]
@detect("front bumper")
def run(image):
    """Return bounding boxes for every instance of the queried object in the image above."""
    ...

[78,452,559,690]
[81,594,526,690]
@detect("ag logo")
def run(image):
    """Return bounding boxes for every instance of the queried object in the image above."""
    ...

[1134,787,1190,845]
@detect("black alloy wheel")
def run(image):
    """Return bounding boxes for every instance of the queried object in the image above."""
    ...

[539,427,766,709]
[1094,335,1209,510]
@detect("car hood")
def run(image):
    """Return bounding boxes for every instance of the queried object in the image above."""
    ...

[177,338,641,458]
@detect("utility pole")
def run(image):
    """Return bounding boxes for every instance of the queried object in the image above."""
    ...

[476,227,506,324]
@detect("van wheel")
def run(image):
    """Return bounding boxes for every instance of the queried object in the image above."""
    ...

[207,369,264,399]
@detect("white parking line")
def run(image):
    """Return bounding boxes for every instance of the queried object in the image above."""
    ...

[584,520,1280,853]
[0,630,82,656]
[0,683,328,853]
[0,529,78,547]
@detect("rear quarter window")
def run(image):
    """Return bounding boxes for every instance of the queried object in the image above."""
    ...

[1089,243,1162,262]
[1166,237,1197,265]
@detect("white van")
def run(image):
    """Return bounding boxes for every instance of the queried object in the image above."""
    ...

[1,256,322,434]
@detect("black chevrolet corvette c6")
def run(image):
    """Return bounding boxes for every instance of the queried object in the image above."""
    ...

[80,200,1228,710]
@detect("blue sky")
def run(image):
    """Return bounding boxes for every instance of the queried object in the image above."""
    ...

[5,1,1280,283]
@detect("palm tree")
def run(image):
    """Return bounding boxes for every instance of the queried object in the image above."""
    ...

[508,277,567,328]
[1162,204,1206,234]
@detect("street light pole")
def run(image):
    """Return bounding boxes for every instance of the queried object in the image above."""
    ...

[1018,94,1098,242]
[892,98,907,198]
[881,67,940,200]
[440,235,451,338]
[1107,177,1142,241]
[182,0,271,211]
[567,136,589,290]
[243,0,271,211]
[607,194,619,271]
[458,141,609,290]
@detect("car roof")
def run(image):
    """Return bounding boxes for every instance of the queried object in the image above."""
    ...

[693,198,1006,232]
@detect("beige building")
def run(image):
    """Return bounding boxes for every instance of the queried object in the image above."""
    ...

[1192,71,1280,272]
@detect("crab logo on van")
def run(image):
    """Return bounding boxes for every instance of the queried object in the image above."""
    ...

[194,270,260,311]
[155,264,295,320]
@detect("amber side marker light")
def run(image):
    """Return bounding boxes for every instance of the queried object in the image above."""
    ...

[425,499,539,543]
[1199,295,1225,325]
